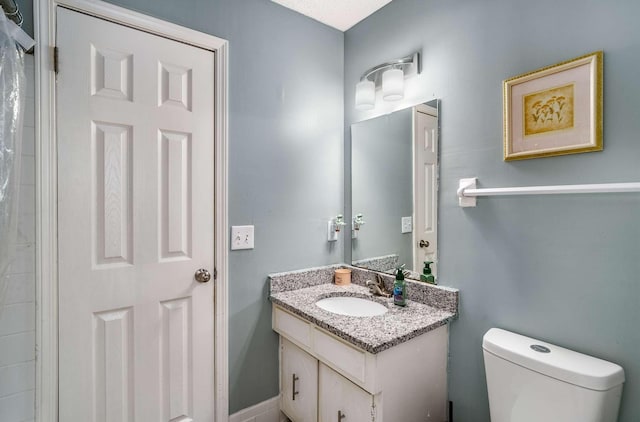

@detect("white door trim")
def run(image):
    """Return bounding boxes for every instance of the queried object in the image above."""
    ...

[34,1,229,420]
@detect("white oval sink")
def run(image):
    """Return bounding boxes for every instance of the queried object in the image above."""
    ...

[316,296,388,317]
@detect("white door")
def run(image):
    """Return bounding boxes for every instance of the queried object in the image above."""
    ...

[57,7,215,421]
[413,106,438,275]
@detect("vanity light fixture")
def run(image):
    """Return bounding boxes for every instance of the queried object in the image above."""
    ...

[355,51,421,110]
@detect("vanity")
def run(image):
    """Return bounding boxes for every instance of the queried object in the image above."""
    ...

[269,99,455,421]
[270,265,458,422]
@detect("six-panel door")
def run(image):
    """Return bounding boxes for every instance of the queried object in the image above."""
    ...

[57,7,215,421]
[413,107,439,274]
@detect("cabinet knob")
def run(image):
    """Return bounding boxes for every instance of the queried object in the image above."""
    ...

[338,410,346,421]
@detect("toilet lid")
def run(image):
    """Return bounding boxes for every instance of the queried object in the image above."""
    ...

[483,328,625,391]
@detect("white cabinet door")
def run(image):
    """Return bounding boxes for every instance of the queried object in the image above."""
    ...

[319,363,375,422]
[281,339,318,422]
[57,7,215,422]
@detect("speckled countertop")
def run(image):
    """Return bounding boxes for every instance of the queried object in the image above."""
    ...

[270,278,457,354]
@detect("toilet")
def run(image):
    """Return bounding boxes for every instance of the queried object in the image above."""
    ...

[482,328,625,422]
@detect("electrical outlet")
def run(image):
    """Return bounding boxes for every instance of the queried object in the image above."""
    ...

[401,216,412,234]
[231,225,254,250]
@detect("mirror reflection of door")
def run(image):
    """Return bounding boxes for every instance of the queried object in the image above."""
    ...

[413,104,438,276]
[350,100,439,280]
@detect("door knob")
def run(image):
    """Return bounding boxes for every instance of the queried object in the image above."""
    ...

[419,240,430,248]
[194,268,211,283]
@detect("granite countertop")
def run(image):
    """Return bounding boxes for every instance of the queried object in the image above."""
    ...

[270,282,456,354]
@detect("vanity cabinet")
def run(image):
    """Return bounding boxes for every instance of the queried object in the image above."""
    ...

[274,305,449,422]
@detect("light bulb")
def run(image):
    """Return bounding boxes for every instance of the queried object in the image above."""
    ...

[355,79,375,110]
[382,68,404,101]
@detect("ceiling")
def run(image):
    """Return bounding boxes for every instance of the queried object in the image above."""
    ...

[271,0,393,32]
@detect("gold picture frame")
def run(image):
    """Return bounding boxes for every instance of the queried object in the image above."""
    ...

[503,51,603,161]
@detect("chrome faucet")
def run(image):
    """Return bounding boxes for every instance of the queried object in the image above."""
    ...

[366,274,391,298]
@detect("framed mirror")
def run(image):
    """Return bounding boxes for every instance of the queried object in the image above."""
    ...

[350,100,439,281]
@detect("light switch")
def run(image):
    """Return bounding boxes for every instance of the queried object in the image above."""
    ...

[401,216,412,234]
[231,225,254,250]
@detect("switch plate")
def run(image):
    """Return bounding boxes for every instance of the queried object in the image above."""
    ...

[231,225,254,250]
[401,216,413,234]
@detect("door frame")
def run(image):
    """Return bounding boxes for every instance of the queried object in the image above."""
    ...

[34,0,229,420]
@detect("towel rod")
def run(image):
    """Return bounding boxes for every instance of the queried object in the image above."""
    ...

[457,178,640,207]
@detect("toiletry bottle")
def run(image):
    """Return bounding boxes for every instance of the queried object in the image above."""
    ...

[420,261,436,284]
[393,266,407,307]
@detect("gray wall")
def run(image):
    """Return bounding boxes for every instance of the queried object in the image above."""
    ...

[345,0,640,420]
[351,108,412,269]
[17,0,344,413]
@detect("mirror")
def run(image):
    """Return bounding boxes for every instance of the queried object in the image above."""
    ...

[350,100,439,281]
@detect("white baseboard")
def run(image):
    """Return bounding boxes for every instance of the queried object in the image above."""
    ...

[229,396,285,422]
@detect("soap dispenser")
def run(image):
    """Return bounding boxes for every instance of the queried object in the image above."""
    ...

[420,261,436,285]
[393,266,407,307]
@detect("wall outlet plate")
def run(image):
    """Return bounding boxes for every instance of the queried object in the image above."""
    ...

[401,216,413,233]
[231,225,254,250]
[327,220,338,242]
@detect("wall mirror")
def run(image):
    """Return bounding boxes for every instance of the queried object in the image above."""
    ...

[350,100,439,281]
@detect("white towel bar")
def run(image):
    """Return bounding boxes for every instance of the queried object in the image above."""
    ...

[457,178,640,207]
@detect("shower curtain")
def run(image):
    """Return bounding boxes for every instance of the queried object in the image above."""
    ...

[0,8,26,311]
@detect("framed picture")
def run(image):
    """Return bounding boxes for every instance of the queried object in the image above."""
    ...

[503,51,603,161]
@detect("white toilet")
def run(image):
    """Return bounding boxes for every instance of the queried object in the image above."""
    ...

[483,328,625,422]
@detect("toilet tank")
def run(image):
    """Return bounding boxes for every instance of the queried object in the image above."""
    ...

[482,328,625,422]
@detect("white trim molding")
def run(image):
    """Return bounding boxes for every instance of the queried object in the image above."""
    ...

[34,0,229,421]
[229,397,283,422]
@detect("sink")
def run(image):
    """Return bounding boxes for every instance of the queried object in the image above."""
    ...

[315,296,388,317]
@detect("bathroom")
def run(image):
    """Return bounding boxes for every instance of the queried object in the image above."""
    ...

[0,0,638,421]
